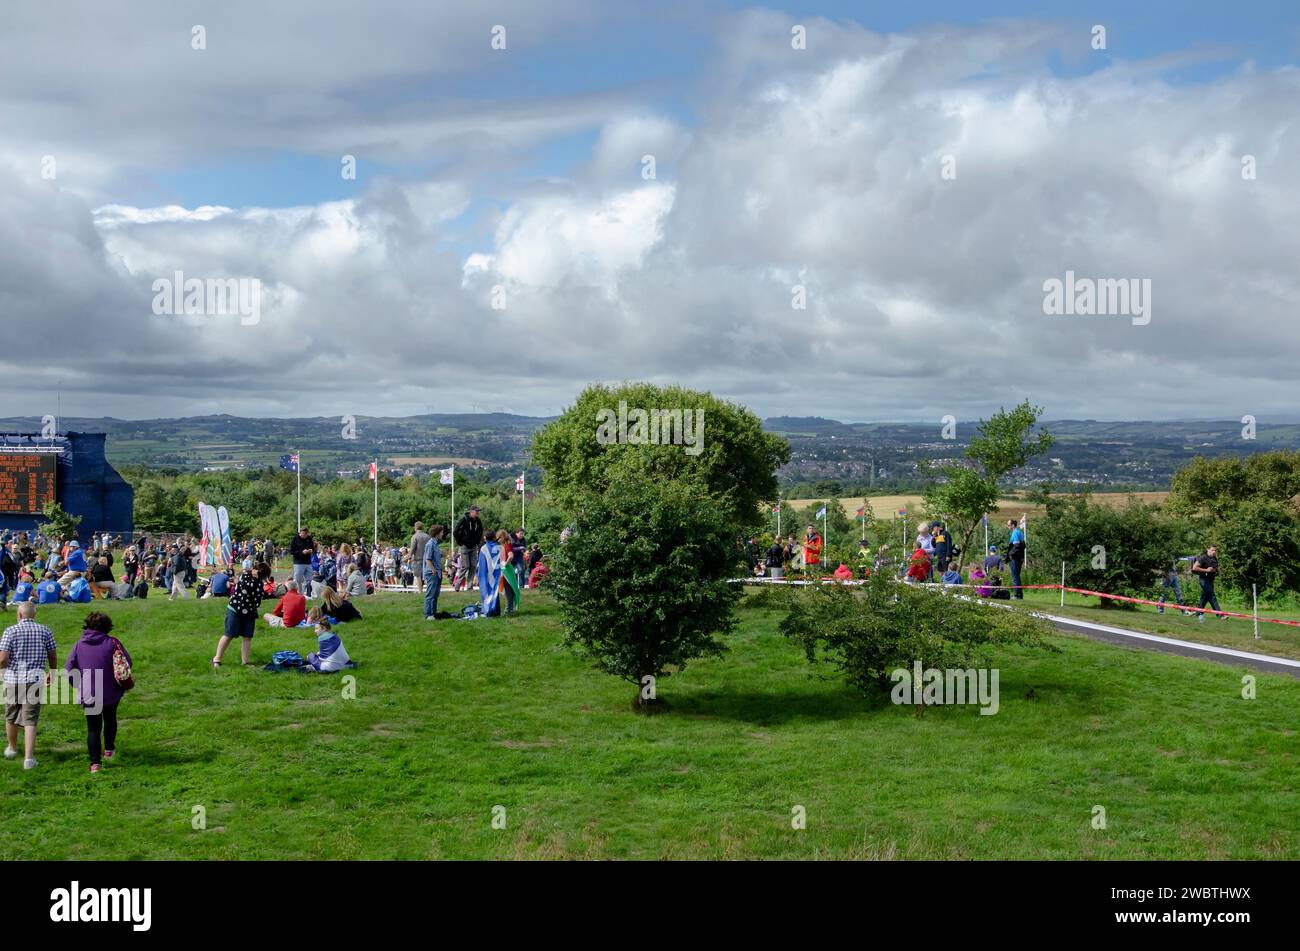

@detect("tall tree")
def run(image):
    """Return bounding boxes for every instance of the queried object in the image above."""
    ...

[923,401,1054,571]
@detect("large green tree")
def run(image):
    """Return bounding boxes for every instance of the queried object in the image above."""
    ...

[548,469,740,710]
[531,382,789,534]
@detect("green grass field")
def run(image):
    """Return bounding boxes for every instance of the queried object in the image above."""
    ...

[0,590,1296,859]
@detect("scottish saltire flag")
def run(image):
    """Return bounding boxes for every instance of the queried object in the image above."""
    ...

[815,505,827,519]
[478,541,504,616]
[279,453,299,472]
[439,466,454,485]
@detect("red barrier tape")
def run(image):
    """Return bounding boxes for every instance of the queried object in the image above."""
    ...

[732,576,1300,629]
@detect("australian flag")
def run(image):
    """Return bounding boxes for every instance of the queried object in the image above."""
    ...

[279,452,299,472]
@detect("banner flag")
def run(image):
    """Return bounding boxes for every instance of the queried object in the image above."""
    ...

[218,506,232,566]
[439,466,455,485]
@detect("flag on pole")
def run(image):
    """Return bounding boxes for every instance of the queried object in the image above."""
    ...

[279,453,299,472]
[855,506,866,517]
[368,462,378,480]
[439,466,455,485]
[815,505,827,519]
[516,474,525,492]
[772,502,781,513]
[897,508,907,517]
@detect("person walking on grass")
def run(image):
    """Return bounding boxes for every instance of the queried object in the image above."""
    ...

[423,525,445,621]
[212,560,263,667]
[64,611,132,774]
[1191,545,1224,622]
[0,602,56,769]
[1156,557,1193,616]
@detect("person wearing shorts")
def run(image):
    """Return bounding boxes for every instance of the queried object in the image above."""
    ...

[0,602,57,769]
[212,560,263,667]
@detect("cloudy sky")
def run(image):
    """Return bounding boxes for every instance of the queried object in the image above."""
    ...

[2,1,1298,422]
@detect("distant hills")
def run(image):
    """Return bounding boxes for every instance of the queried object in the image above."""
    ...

[0,413,1294,490]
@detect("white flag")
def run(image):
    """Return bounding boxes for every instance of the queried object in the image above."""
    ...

[815,506,827,519]
[439,466,455,486]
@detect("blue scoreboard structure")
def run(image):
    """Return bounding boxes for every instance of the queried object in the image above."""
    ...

[0,432,133,544]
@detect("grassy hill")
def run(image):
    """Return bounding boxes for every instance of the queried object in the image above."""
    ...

[1,590,1295,859]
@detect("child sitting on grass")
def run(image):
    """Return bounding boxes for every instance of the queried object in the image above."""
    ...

[305,619,351,673]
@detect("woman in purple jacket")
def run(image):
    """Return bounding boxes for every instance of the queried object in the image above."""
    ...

[64,612,132,774]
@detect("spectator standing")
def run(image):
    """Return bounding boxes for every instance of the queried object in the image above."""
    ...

[289,528,315,598]
[423,526,445,620]
[410,523,432,594]
[453,506,484,591]
[1006,519,1026,600]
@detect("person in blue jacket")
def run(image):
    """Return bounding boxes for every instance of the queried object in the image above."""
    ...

[36,572,62,604]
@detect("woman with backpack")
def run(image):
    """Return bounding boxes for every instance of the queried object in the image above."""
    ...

[64,611,133,774]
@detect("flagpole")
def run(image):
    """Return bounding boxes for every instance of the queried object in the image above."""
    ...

[520,474,526,532]
[373,461,378,547]
[296,450,301,532]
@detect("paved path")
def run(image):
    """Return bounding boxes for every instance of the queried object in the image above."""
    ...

[1035,610,1300,679]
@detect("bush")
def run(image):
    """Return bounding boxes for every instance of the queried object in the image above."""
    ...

[779,571,1055,700]
[1210,499,1300,600]
[1031,493,1195,606]
[548,470,741,711]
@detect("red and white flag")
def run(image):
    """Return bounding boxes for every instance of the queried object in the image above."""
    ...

[515,474,525,492]
[368,462,378,480]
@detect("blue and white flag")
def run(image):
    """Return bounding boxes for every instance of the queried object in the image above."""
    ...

[815,506,827,519]
[478,540,503,617]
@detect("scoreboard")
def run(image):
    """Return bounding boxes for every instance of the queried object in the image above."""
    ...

[0,453,58,514]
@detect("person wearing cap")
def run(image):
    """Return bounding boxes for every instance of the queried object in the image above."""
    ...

[983,545,1003,573]
[453,506,484,592]
[212,559,264,667]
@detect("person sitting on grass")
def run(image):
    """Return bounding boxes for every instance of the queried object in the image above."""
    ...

[832,562,854,582]
[320,585,362,623]
[63,611,132,774]
[345,562,368,599]
[263,580,306,628]
[305,618,351,673]
[204,567,231,599]
[36,572,62,604]
[212,559,263,668]
[985,572,1012,600]
[88,557,116,599]
[969,565,990,597]
[941,565,964,586]
[11,571,34,604]
[67,575,93,603]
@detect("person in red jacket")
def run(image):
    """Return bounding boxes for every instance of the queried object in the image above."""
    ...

[832,563,854,582]
[263,580,307,628]
[802,526,823,571]
[905,544,932,583]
